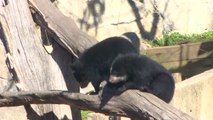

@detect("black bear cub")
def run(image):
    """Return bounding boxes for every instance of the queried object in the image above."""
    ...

[72,37,138,93]
[108,53,175,103]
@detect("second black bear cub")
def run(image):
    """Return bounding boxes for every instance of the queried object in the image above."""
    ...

[72,37,138,93]
[108,53,175,103]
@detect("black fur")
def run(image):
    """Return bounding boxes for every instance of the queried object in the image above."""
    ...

[72,37,138,93]
[108,53,175,103]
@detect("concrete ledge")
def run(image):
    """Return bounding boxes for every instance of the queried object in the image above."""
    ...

[171,69,213,120]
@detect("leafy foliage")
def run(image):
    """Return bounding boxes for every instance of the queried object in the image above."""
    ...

[81,110,91,119]
[150,31,213,46]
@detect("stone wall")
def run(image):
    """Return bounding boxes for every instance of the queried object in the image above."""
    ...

[56,0,213,41]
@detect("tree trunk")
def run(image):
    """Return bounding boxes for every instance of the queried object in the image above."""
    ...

[0,0,92,119]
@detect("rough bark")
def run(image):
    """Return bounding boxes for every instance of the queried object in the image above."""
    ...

[0,0,82,119]
[0,90,194,120]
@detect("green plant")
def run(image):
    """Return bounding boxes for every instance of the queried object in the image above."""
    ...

[150,31,213,46]
[81,110,91,120]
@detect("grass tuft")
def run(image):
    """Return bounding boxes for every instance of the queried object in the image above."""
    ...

[150,31,213,46]
[81,110,92,120]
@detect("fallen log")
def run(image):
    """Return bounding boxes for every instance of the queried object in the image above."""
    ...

[0,90,194,120]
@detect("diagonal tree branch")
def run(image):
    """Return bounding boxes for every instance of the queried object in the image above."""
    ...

[0,90,194,120]
[28,0,97,56]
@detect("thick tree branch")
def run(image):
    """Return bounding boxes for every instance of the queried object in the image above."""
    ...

[0,90,194,120]
[28,0,97,56]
